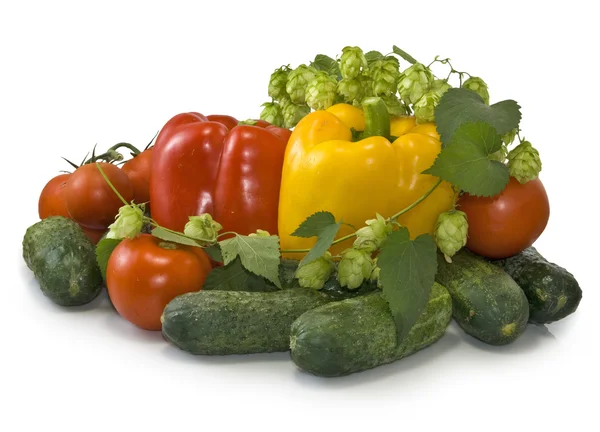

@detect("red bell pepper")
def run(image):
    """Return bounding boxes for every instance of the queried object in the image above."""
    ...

[150,112,289,236]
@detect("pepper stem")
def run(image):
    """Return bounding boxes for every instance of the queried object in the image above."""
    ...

[360,97,390,139]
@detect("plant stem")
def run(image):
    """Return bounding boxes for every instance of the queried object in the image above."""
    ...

[107,142,142,156]
[95,163,129,206]
[387,179,442,222]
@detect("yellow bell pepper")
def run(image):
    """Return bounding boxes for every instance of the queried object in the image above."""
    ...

[278,100,455,258]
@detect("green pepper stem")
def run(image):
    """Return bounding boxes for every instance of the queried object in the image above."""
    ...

[360,97,390,139]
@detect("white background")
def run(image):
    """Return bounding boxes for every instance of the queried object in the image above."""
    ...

[1,1,598,431]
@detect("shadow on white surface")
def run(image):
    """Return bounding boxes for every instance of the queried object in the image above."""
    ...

[458,321,557,354]
[160,342,292,365]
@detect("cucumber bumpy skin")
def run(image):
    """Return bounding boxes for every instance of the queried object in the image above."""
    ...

[22,216,103,306]
[289,283,452,377]
[493,247,582,324]
[436,250,529,345]
[161,288,331,355]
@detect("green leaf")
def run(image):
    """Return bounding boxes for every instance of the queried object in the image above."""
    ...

[424,121,510,197]
[202,258,278,292]
[204,244,223,262]
[219,234,281,288]
[311,54,340,78]
[292,211,336,238]
[95,238,122,281]
[365,50,384,64]
[378,228,437,343]
[392,45,417,64]
[151,226,200,247]
[291,211,342,267]
[435,88,522,144]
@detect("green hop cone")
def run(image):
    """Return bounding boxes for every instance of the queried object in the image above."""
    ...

[305,71,338,111]
[282,102,310,128]
[286,65,317,104]
[337,78,364,104]
[259,102,284,127]
[413,90,441,124]
[184,213,222,245]
[353,213,392,252]
[340,46,367,80]
[431,79,452,96]
[296,251,335,290]
[369,257,381,287]
[397,62,434,105]
[268,66,290,101]
[434,210,469,263]
[248,229,270,237]
[106,204,144,240]
[507,140,542,184]
[489,144,508,162]
[369,57,400,96]
[502,128,518,146]
[381,94,407,116]
[337,248,374,290]
[462,76,490,105]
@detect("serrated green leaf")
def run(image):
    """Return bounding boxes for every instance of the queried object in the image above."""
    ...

[435,88,522,145]
[204,244,223,262]
[378,228,437,343]
[151,226,200,247]
[292,211,336,238]
[392,45,417,64]
[300,221,341,267]
[424,121,510,197]
[219,234,281,288]
[365,50,384,64]
[311,54,340,78]
[202,257,278,292]
[95,238,122,281]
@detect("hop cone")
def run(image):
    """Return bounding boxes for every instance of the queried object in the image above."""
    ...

[340,46,367,80]
[268,66,290,101]
[286,65,317,104]
[431,79,452,96]
[397,62,434,105]
[295,252,335,290]
[337,248,374,290]
[305,72,337,110]
[337,78,364,104]
[434,210,468,263]
[462,76,490,105]
[369,57,400,96]
[508,140,542,183]
[381,94,407,117]
[413,90,441,124]
[283,102,310,128]
[259,102,284,127]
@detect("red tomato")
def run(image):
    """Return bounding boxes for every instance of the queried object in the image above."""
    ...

[64,162,134,230]
[106,234,211,330]
[458,177,550,259]
[81,227,107,245]
[38,173,70,219]
[122,148,152,205]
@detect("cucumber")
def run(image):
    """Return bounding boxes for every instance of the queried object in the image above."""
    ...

[493,247,582,324]
[289,283,452,377]
[161,288,330,355]
[435,250,529,345]
[22,216,103,306]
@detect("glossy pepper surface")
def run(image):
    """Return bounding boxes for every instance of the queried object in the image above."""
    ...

[150,113,289,235]
[278,100,455,258]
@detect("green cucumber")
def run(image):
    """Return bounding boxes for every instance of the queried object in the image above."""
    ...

[289,283,452,377]
[435,250,529,345]
[493,247,582,324]
[22,216,103,306]
[161,288,330,355]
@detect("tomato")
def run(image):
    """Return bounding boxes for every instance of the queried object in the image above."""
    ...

[81,227,107,245]
[106,234,211,330]
[457,177,550,259]
[65,162,134,230]
[121,148,152,205]
[38,173,70,219]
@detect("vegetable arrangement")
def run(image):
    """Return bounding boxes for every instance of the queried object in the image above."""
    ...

[23,45,582,378]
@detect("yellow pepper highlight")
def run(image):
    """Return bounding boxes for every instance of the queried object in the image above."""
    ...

[278,103,455,258]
